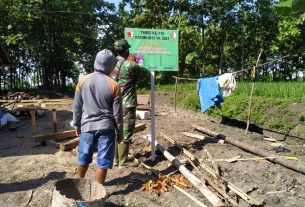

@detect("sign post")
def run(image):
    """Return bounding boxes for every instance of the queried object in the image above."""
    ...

[124,28,179,161]
[150,71,156,161]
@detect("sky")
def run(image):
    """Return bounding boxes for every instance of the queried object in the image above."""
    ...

[106,0,120,7]
[106,0,131,10]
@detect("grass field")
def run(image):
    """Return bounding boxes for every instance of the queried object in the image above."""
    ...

[157,81,305,133]
[157,81,305,100]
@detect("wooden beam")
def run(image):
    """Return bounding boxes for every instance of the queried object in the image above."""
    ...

[59,137,79,151]
[183,132,207,140]
[182,132,225,144]
[134,123,146,133]
[46,137,79,151]
[32,130,76,143]
[193,124,305,175]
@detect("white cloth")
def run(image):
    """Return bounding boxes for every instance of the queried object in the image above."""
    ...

[217,73,236,97]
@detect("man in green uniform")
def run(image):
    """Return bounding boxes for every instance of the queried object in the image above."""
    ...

[111,39,146,168]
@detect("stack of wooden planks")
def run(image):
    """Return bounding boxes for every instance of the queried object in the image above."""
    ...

[32,130,79,151]
[31,123,146,151]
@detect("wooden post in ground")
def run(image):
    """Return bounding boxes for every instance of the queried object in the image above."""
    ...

[30,110,36,135]
[52,109,57,132]
[245,49,263,134]
[150,71,156,161]
[174,77,178,113]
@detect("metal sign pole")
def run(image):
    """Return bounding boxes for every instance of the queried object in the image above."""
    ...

[150,71,156,161]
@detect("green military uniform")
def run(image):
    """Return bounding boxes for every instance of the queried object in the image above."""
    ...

[111,40,144,142]
[112,39,146,168]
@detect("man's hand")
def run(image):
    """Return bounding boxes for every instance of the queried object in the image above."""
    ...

[76,127,81,137]
[128,54,136,62]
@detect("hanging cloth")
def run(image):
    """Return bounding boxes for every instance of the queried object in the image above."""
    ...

[217,73,236,97]
[197,77,224,112]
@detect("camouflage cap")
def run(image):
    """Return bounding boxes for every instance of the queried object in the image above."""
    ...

[114,39,131,50]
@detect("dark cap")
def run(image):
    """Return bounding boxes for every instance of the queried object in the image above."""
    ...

[114,39,131,50]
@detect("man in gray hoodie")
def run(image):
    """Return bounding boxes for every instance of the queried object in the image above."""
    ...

[73,49,123,184]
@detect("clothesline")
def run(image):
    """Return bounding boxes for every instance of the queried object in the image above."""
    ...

[234,54,291,74]
[172,54,292,81]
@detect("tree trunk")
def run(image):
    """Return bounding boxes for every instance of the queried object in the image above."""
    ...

[218,28,225,75]
[9,67,13,90]
[200,0,205,76]
[0,68,2,91]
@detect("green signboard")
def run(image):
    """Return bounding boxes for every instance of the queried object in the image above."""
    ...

[124,28,179,71]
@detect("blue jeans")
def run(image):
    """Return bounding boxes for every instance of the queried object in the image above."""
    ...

[78,129,115,169]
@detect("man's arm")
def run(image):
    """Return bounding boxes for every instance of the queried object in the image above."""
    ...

[72,85,83,136]
[113,85,123,143]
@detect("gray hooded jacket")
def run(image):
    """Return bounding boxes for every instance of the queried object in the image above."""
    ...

[73,49,123,138]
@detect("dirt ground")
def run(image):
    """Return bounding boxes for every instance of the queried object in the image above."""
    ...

[1,92,305,207]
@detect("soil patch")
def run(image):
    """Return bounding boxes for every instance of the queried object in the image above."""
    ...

[1,92,305,206]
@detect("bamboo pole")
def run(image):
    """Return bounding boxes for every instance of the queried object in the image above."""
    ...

[192,124,305,175]
[144,135,224,207]
[245,49,263,134]
[174,77,178,113]
[161,132,262,206]
[187,159,240,207]
[173,185,208,207]
[141,163,208,207]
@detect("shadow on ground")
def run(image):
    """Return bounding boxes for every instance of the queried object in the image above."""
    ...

[0,171,66,194]
[221,117,305,140]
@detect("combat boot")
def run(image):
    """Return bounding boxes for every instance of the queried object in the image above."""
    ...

[118,142,139,169]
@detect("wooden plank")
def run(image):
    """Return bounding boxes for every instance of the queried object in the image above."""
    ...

[45,137,79,151]
[59,137,79,151]
[182,132,206,140]
[136,105,150,110]
[134,123,146,133]
[182,132,225,144]
[137,95,150,110]
[137,95,149,105]
[32,130,76,143]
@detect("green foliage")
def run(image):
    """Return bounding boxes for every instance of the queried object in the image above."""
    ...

[0,0,118,89]
[1,0,305,92]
